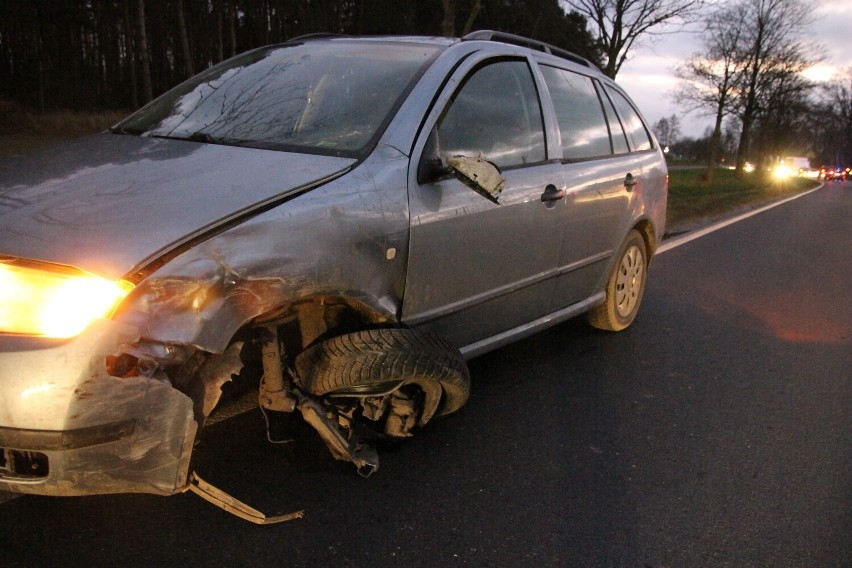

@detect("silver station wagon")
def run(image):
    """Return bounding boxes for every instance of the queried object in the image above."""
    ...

[0,31,667,521]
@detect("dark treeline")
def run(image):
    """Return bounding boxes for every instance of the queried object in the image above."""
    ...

[0,0,601,112]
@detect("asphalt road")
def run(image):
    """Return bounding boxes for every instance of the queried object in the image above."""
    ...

[2,181,850,567]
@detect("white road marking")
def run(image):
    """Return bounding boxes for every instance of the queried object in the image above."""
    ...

[658,184,824,254]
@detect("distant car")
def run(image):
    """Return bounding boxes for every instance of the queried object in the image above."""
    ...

[821,166,848,181]
[0,31,667,511]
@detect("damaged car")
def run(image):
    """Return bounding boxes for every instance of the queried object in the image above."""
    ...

[0,31,667,520]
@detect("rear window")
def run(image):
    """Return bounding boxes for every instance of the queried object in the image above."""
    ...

[603,85,654,152]
[116,41,440,157]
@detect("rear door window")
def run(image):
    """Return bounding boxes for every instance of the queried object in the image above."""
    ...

[540,65,611,160]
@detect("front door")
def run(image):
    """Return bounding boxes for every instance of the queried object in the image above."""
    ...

[402,59,564,351]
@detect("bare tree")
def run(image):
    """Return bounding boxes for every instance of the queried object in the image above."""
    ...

[731,0,817,175]
[652,114,680,148]
[675,3,748,182]
[562,0,704,78]
[824,69,852,139]
[812,68,852,165]
[750,59,814,169]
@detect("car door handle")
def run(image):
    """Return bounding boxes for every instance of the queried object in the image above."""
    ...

[624,173,638,191]
[540,184,565,203]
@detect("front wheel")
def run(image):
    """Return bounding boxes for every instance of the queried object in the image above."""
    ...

[294,329,470,437]
[587,229,648,331]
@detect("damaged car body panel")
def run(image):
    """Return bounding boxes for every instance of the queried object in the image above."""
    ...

[0,135,356,281]
[0,320,196,495]
[0,143,413,495]
[0,33,667,507]
[117,143,412,354]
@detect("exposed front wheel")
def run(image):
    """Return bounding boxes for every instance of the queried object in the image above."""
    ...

[587,229,648,332]
[294,328,470,438]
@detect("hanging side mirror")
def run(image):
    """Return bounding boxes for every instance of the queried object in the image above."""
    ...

[447,155,505,204]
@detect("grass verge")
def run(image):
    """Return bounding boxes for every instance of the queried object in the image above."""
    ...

[0,100,126,158]
[667,167,820,231]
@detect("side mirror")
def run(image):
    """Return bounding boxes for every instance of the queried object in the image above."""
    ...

[417,127,448,184]
[447,155,505,204]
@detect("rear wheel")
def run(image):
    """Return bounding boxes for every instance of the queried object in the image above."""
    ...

[294,329,470,437]
[587,229,647,331]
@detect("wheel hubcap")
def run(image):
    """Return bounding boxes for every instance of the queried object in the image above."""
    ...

[615,245,644,318]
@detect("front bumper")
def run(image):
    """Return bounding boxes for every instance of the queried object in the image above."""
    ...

[0,320,196,496]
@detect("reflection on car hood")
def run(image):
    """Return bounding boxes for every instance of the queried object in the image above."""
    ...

[0,134,355,280]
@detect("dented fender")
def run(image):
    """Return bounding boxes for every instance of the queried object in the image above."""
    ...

[116,147,412,354]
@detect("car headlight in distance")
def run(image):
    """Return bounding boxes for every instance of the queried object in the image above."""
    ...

[0,258,134,338]
[773,165,792,179]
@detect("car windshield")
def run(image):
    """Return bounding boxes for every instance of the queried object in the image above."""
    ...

[115,41,440,156]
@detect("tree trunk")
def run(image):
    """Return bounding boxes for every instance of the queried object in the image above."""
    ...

[177,0,194,78]
[215,0,224,62]
[125,0,138,109]
[137,0,153,102]
[735,112,753,177]
[461,0,482,36]
[35,5,45,113]
[227,0,237,58]
[703,112,724,184]
[441,0,455,37]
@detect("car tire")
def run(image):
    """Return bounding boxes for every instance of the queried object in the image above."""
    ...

[295,328,470,419]
[587,229,648,332]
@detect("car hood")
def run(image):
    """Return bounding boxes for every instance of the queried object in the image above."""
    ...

[0,134,356,280]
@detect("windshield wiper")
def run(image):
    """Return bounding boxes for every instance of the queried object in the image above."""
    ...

[187,131,216,143]
[110,126,142,135]
[146,131,258,149]
[147,131,221,144]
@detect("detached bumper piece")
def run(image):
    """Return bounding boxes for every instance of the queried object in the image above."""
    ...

[185,472,304,525]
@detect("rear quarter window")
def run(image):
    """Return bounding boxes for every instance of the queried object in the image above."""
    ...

[603,85,654,152]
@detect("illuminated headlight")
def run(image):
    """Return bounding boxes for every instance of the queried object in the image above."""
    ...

[774,165,792,179]
[0,258,134,338]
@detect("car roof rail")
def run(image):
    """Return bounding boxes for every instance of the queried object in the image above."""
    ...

[462,30,599,71]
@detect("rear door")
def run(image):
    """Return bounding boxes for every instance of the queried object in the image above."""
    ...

[535,64,653,309]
